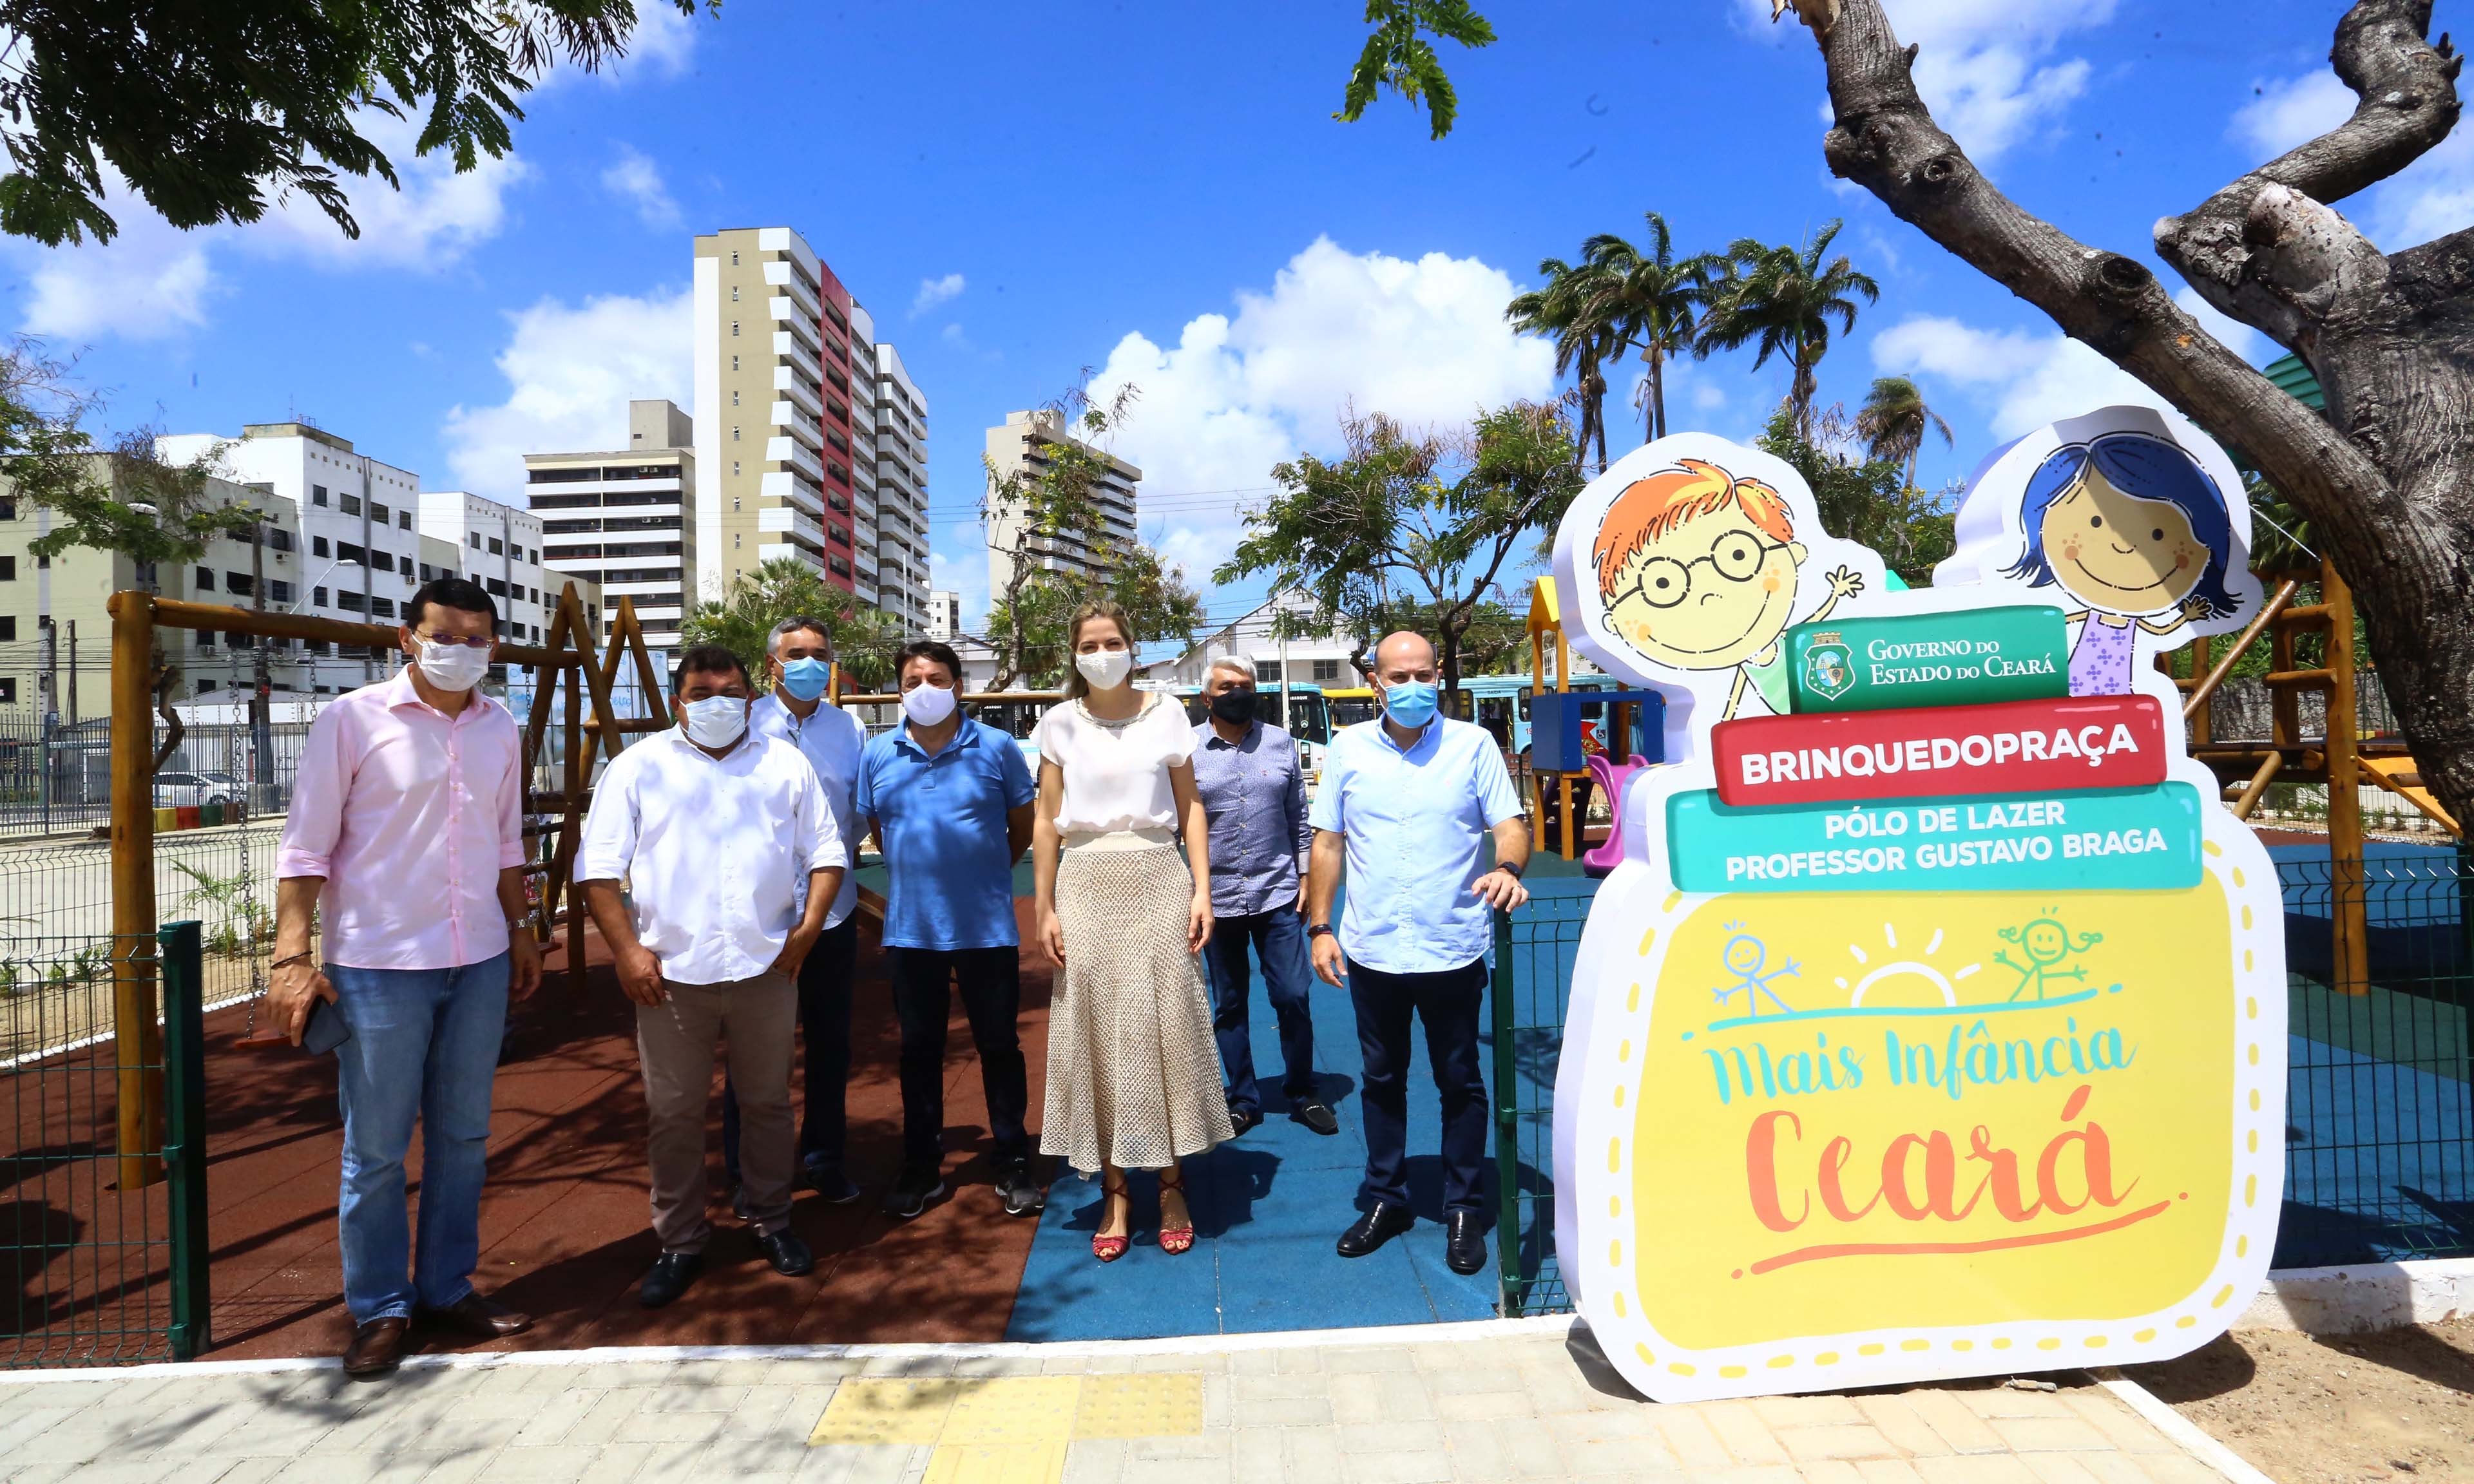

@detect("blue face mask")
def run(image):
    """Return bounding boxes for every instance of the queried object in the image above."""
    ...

[1384,680,1439,729]
[780,656,832,701]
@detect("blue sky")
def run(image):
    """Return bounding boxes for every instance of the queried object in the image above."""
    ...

[9,0,2466,636]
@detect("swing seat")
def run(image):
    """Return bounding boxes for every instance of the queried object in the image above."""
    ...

[234,1027,292,1051]
[1582,753,1653,877]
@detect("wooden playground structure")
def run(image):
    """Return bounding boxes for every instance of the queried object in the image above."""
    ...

[102,583,666,1188]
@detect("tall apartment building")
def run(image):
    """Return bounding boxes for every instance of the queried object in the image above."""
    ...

[925,589,961,642]
[860,307,933,633]
[693,227,863,600]
[528,399,697,651]
[158,423,428,693]
[984,408,1140,601]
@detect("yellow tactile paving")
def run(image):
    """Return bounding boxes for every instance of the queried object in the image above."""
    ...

[810,1374,1209,1484]
[1074,1373,1206,1438]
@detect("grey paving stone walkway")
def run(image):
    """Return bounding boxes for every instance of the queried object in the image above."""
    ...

[0,1320,2248,1483]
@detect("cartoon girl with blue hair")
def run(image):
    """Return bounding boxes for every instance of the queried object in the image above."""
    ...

[2002,432,2239,696]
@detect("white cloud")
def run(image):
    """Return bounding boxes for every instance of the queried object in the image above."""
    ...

[11,111,529,339]
[2230,70,2474,251]
[1740,0,2114,160]
[618,4,700,79]
[440,287,692,500]
[913,272,966,316]
[1870,289,2266,440]
[601,146,680,229]
[1084,237,1556,598]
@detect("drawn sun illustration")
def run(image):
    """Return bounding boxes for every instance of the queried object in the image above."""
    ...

[1833,919,1984,1009]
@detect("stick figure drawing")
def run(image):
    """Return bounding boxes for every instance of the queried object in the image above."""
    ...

[1994,915,2104,1002]
[1713,927,1798,1017]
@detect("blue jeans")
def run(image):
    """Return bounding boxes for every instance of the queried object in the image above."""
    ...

[327,954,511,1324]
[1199,906,1319,1115]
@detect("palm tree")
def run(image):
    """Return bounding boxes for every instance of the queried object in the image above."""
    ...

[1856,375,1953,491]
[1507,256,1621,471]
[1696,219,1879,444]
[1581,212,1716,443]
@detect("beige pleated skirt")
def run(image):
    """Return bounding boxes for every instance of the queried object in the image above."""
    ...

[1040,841,1234,1174]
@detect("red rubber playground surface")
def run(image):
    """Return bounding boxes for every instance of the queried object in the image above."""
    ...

[168,910,1052,1361]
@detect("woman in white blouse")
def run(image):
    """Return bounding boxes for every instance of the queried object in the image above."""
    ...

[1032,602,1233,1262]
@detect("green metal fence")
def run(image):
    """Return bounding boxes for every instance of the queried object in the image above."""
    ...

[3,921,210,1366]
[1486,848,2474,1315]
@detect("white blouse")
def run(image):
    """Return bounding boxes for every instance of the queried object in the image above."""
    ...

[1033,694,1194,839]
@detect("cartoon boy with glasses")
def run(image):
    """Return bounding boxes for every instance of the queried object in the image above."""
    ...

[1591,457,1863,721]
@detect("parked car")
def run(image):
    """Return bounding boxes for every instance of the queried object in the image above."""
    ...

[152,772,235,809]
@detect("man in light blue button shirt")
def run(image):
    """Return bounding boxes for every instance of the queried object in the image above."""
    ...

[720,618,869,1209]
[1307,632,1529,1278]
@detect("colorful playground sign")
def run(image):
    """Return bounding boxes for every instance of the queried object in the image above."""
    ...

[1787,606,2069,714]
[1549,408,2288,1402]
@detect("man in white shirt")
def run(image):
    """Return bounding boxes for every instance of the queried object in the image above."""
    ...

[719,617,870,1206]
[579,645,846,1309]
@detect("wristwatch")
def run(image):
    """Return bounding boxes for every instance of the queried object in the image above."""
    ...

[1308,923,1336,939]
[1494,861,1524,880]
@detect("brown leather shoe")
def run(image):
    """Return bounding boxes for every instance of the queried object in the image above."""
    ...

[417,1292,533,1339]
[342,1317,408,1377]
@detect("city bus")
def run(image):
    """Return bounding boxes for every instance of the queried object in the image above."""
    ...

[1175,683,1333,777]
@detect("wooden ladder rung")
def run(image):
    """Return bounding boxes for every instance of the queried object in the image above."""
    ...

[2263,669,2335,689]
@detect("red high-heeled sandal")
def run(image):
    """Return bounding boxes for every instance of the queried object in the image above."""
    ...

[1092,1175,1131,1262]
[1158,1169,1196,1256]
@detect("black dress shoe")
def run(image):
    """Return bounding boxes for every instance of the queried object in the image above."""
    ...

[1227,1104,1263,1137]
[638,1250,704,1308]
[417,1292,533,1338]
[1444,1210,1488,1275]
[342,1316,408,1378]
[1336,1202,1415,1258]
[756,1229,814,1277]
[1292,1101,1339,1136]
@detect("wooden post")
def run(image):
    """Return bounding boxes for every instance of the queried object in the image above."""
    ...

[2325,559,2370,995]
[106,592,165,1189]
[564,632,586,996]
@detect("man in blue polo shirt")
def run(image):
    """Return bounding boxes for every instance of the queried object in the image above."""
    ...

[855,639,1042,1221]
[1307,631,1529,1277]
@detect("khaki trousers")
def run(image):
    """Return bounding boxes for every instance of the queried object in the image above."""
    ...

[635,972,797,1253]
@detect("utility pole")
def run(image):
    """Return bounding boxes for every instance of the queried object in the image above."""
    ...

[65,620,76,726]
[250,515,274,817]
[37,616,54,833]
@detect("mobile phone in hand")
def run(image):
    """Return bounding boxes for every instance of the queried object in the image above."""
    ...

[302,996,351,1056]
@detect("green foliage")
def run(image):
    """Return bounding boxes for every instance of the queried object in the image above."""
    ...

[1581,213,1718,443]
[1506,262,1621,470]
[1758,406,1955,587]
[1854,376,1953,492]
[0,1,712,247]
[1334,0,1497,140]
[983,381,1203,689]
[1698,221,1880,444]
[1218,401,1581,690]
[679,557,908,692]
[168,859,272,958]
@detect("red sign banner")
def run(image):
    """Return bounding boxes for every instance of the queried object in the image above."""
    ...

[1711,694,2169,807]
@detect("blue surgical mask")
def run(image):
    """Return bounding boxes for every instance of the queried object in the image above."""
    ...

[1384,680,1439,729]
[780,656,832,701]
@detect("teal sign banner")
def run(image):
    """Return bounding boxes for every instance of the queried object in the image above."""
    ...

[1667,781,2205,893]
[1786,605,2070,714]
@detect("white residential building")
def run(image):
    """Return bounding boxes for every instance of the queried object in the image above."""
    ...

[418,491,550,648]
[858,307,933,632]
[1151,589,1358,690]
[926,589,961,642]
[984,408,1139,600]
[181,487,311,701]
[158,423,428,693]
[529,400,696,651]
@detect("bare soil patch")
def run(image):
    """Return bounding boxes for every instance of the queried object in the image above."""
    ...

[2124,1319,2474,1481]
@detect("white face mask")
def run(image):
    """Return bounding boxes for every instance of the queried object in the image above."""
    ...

[902,681,958,726]
[416,639,491,693]
[680,694,749,748]
[1075,648,1133,691]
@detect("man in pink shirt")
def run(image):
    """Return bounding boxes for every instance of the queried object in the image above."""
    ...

[270,576,544,1377]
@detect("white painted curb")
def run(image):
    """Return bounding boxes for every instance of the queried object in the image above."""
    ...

[0,1313,1581,1385]
[2095,1371,2279,1484]
[2240,1257,2474,1335]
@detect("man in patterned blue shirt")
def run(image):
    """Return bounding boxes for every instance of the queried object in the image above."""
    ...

[1191,656,1338,1138]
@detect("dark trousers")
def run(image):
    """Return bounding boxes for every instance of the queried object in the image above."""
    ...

[721,915,859,1183]
[1348,956,1490,1214]
[1199,906,1318,1114]
[891,946,1031,1172]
